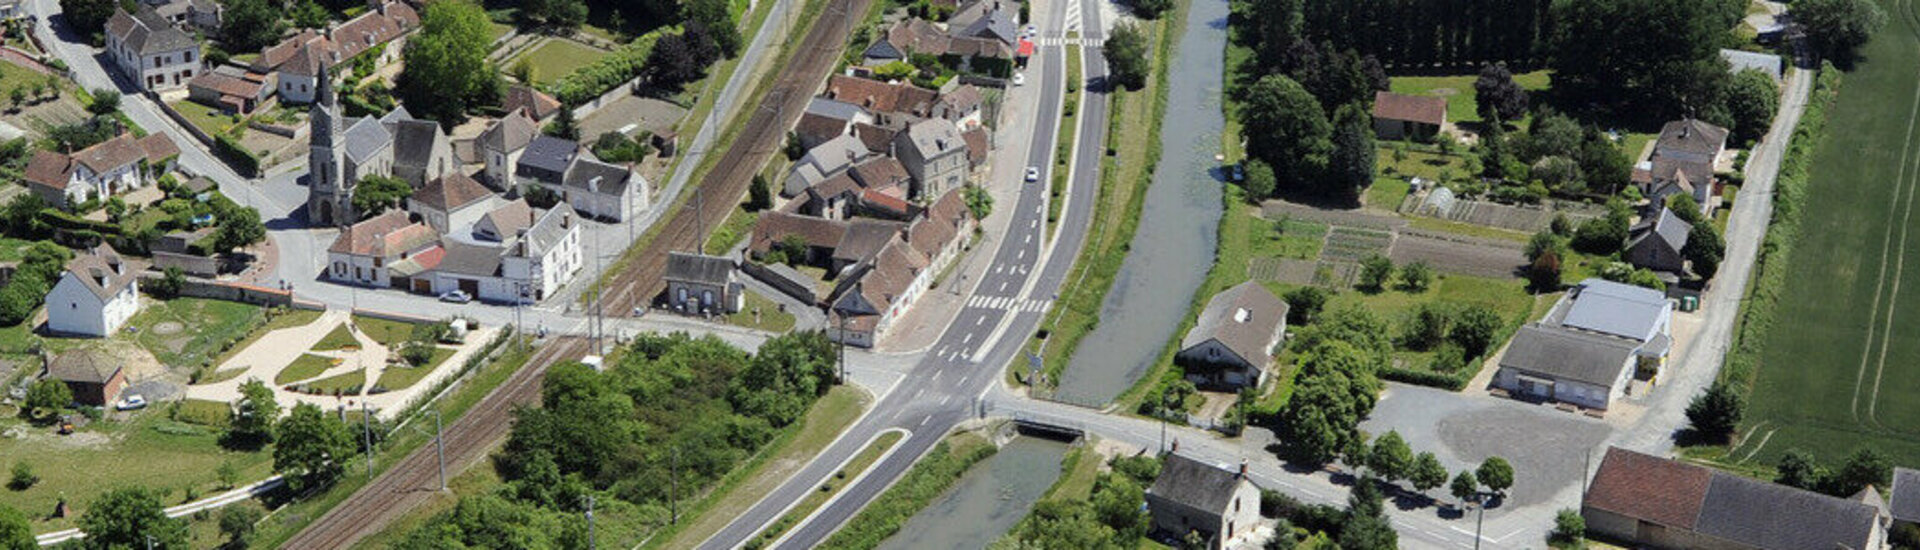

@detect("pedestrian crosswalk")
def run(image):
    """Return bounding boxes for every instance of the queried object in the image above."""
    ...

[1063,0,1082,32]
[966,295,1052,313]
[1031,37,1104,47]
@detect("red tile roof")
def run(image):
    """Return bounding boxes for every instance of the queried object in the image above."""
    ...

[1371,91,1448,126]
[23,150,74,191]
[505,85,562,120]
[824,75,939,118]
[1584,447,1711,530]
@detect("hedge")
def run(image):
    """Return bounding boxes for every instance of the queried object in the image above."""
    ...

[546,28,670,106]
[212,133,260,177]
[1378,366,1470,391]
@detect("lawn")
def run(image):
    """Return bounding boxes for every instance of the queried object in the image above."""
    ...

[1389,70,1551,124]
[751,430,904,546]
[1365,176,1411,211]
[373,347,454,391]
[704,206,759,255]
[312,324,359,351]
[169,398,234,427]
[275,353,339,385]
[510,38,612,85]
[1376,144,1469,183]
[352,315,423,348]
[1046,34,1084,238]
[167,99,243,136]
[726,290,797,333]
[0,414,275,532]
[1739,5,1920,467]
[649,386,868,549]
[301,369,367,395]
[123,297,264,369]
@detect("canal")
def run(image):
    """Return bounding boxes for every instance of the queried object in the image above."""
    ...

[873,437,1071,550]
[1055,0,1230,405]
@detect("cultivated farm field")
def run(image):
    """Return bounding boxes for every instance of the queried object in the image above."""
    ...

[1744,0,1920,466]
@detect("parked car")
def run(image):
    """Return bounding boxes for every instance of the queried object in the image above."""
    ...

[1013,72,1026,86]
[1025,166,1041,183]
[115,395,147,411]
[439,290,473,303]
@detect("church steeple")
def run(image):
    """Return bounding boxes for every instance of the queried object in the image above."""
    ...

[310,71,339,149]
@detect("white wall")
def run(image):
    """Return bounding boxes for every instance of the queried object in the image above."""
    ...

[45,274,138,337]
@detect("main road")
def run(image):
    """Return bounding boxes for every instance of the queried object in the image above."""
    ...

[695,0,1112,545]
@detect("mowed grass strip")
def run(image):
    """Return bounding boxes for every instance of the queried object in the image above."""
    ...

[275,353,338,385]
[511,37,612,84]
[752,430,905,546]
[1747,0,1920,465]
[373,348,454,390]
[312,324,359,351]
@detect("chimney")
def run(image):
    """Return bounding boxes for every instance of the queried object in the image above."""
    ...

[1239,459,1248,478]
[1170,439,1179,453]
[561,211,572,229]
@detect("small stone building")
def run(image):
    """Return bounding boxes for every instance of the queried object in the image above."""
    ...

[1146,453,1264,550]
[45,349,127,407]
[663,252,742,315]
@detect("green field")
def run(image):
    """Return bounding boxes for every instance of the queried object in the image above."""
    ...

[1742,0,1920,467]
[373,347,454,390]
[0,414,274,532]
[275,353,338,385]
[511,38,612,85]
[1389,70,1551,124]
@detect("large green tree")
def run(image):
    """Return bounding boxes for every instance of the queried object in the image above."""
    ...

[1276,341,1380,465]
[1105,22,1150,91]
[227,379,279,449]
[396,0,504,126]
[1794,0,1888,63]
[1685,381,1743,441]
[1726,69,1779,145]
[59,0,117,38]
[273,402,357,491]
[1547,0,1737,119]
[1326,101,1376,200]
[683,0,740,56]
[1684,219,1726,279]
[221,0,287,52]
[0,504,31,550]
[1366,430,1413,484]
[1240,75,1331,195]
[351,174,413,220]
[80,487,188,549]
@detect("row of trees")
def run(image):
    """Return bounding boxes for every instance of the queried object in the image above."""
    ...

[1235,0,1555,72]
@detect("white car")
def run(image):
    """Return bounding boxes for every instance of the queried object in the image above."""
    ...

[1012,72,1026,86]
[1026,24,1037,36]
[1025,166,1041,182]
[116,395,147,411]
[439,290,473,303]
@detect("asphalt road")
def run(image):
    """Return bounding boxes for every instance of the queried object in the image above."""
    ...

[694,0,1113,545]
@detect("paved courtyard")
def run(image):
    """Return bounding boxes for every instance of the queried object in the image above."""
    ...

[1359,383,1612,512]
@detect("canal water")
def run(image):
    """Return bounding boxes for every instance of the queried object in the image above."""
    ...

[873,437,1071,550]
[1055,0,1230,405]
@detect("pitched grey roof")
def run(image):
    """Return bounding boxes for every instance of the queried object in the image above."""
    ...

[517,135,579,183]
[664,252,734,286]
[806,98,867,122]
[900,118,964,159]
[834,219,906,264]
[1892,467,1920,523]
[802,134,871,175]
[342,117,393,165]
[390,119,443,170]
[480,110,539,154]
[1181,281,1287,370]
[60,244,135,302]
[958,7,1017,46]
[1557,279,1669,342]
[107,6,196,55]
[1656,119,1730,157]
[562,158,633,197]
[519,203,576,254]
[1630,207,1690,255]
[1693,470,1882,550]
[436,240,505,277]
[1498,324,1638,387]
[1148,453,1251,515]
[475,199,532,241]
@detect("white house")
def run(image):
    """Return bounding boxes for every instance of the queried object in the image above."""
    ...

[105,6,200,92]
[22,133,180,209]
[1494,279,1675,410]
[325,209,440,288]
[512,136,648,222]
[45,245,141,338]
[407,172,498,234]
[478,109,539,190]
[428,203,583,303]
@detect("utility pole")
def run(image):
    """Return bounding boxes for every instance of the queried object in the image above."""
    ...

[836,312,848,383]
[1473,496,1485,550]
[361,398,373,479]
[145,534,153,550]
[670,446,681,524]
[583,495,596,550]
[430,409,445,491]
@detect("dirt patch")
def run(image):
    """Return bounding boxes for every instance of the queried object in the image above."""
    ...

[2,424,111,450]
[1389,232,1527,279]
[152,321,185,336]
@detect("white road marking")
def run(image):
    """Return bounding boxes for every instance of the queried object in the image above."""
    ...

[963,333,974,344]
[1024,233,1032,244]
[940,395,951,406]
[1000,281,1010,292]
[959,375,969,385]
[1030,219,1037,229]
[920,415,931,427]
[914,389,924,399]
[930,371,942,384]
[975,315,986,326]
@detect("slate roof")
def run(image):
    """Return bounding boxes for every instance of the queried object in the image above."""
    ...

[106,6,196,55]
[957,6,1017,46]
[389,119,444,171]
[1695,466,1883,550]
[60,244,135,302]
[562,158,635,197]
[1499,324,1639,387]
[1371,91,1447,126]
[1656,119,1730,157]
[517,135,581,183]
[1181,281,1288,370]
[1893,467,1920,523]
[1629,207,1690,256]
[800,134,871,176]
[899,118,965,160]
[435,240,505,277]
[480,109,539,154]
[1557,279,1669,342]
[415,172,492,212]
[342,117,394,165]
[47,349,121,384]
[664,252,734,287]
[518,203,575,254]
[807,97,868,121]
[1650,156,1714,193]
[1149,453,1251,516]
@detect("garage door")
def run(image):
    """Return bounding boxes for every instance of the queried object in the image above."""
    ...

[459,279,480,296]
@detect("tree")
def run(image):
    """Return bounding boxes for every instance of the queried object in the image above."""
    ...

[748,173,774,212]
[1726,69,1779,145]
[683,0,740,56]
[1526,231,1564,264]
[522,0,587,30]
[1776,449,1821,490]
[221,0,287,52]
[85,89,119,116]
[214,206,265,255]
[59,0,116,37]
[1552,508,1586,543]
[1450,305,1502,358]
[7,87,23,111]
[291,0,331,29]
[963,185,993,220]
[1828,448,1891,497]
[1450,470,1479,506]
[1358,254,1393,291]
[1410,452,1448,497]
[1477,457,1514,497]
[545,106,580,140]
[1667,193,1703,223]
[1128,0,1171,18]
[396,0,502,126]
[1366,431,1412,484]
[218,505,264,548]
[1547,0,1738,119]
[1241,75,1331,193]
[784,132,805,160]
[23,379,70,420]
[1105,22,1149,90]
[80,487,188,549]
[1795,0,1889,63]
[1277,342,1379,465]
[644,30,706,90]
[1325,102,1376,199]
[7,461,33,491]
[1473,62,1528,124]
[1684,220,1725,279]
[227,379,278,449]
[0,504,30,550]
[351,174,412,219]
[273,402,356,491]
[1401,261,1434,292]
[1572,212,1629,255]
[1242,159,1277,200]
[1685,381,1743,441]
[1338,478,1396,550]
[1283,286,1327,325]
[1528,249,1563,292]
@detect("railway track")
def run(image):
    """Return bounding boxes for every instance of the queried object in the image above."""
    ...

[282,336,591,549]
[598,0,872,314]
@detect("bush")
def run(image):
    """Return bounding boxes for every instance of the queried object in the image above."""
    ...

[212,134,260,177]
[1551,508,1585,545]
[548,29,667,106]
[8,461,35,490]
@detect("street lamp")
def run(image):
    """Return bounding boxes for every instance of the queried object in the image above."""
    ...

[427,409,445,492]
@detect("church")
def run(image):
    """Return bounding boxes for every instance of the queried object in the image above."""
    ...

[305,73,454,227]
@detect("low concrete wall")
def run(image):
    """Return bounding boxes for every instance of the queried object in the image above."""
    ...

[151,251,219,278]
[149,277,296,307]
[742,261,818,305]
[150,92,217,148]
